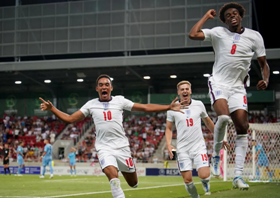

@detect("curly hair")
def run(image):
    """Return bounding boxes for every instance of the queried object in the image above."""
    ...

[219,2,245,23]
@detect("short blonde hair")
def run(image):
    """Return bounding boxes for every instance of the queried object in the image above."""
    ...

[177,81,191,90]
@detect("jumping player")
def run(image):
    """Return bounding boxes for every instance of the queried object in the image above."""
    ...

[189,2,270,190]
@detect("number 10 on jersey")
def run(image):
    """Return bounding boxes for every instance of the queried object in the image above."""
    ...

[103,111,112,121]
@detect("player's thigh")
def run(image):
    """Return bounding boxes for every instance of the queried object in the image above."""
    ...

[208,81,230,115]
[193,149,210,174]
[228,88,248,114]
[177,152,193,183]
[98,150,119,179]
[18,158,24,166]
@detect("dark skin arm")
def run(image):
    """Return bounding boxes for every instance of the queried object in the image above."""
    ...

[256,56,270,90]
[189,9,216,40]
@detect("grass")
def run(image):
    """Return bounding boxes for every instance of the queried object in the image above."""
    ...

[0,175,278,198]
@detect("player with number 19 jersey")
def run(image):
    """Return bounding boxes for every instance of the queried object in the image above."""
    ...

[80,95,134,152]
[167,99,208,154]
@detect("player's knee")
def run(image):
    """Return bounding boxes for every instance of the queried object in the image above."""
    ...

[235,122,249,134]
[218,115,230,124]
[129,181,138,188]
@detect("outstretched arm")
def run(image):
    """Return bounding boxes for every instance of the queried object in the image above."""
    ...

[39,97,85,123]
[131,97,186,113]
[189,9,216,40]
[165,120,175,160]
[256,56,270,90]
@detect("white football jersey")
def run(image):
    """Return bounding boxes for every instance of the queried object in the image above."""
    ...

[202,26,266,87]
[80,96,134,151]
[167,99,208,153]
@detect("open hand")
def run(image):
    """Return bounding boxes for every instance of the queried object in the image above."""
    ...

[170,97,188,113]
[222,140,230,151]
[39,97,53,111]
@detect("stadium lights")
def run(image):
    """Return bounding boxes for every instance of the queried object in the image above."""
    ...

[15,81,22,84]
[170,75,177,79]
[203,74,210,77]
[273,71,279,74]
[77,79,84,82]
[44,79,51,83]
[143,76,150,79]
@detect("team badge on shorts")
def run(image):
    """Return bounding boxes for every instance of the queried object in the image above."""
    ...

[179,162,184,169]
[100,158,105,166]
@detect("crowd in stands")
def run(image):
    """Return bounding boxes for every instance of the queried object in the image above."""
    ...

[0,114,66,162]
[1,111,279,164]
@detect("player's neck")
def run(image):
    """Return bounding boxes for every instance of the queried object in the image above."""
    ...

[228,25,244,34]
[99,96,112,102]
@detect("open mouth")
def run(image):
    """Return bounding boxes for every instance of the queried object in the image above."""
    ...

[231,18,238,25]
[183,94,188,97]
[101,91,108,96]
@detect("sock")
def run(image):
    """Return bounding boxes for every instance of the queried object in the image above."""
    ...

[7,167,10,174]
[200,176,211,192]
[70,169,73,175]
[268,171,272,179]
[234,135,248,177]
[109,178,125,198]
[42,166,46,176]
[185,182,199,198]
[49,165,53,174]
[213,115,230,156]
[18,167,22,174]
[256,167,260,180]
[74,169,76,175]
[4,168,7,174]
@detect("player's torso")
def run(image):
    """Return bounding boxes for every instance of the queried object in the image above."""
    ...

[4,149,9,158]
[45,144,53,158]
[69,153,75,161]
[171,101,206,152]
[17,147,23,158]
[211,27,256,86]
[88,97,129,150]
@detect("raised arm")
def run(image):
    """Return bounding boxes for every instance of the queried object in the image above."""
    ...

[256,56,270,90]
[189,9,216,40]
[165,120,175,160]
[131,97,185,113]
[39,97,85,123]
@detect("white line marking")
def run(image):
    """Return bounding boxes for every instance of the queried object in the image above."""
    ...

[43,181,219,198]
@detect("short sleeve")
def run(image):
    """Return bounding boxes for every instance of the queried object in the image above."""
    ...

[79,101,91,117]
[199,102,208,118]
[253,32,266,57]
[166,110,174,123]
[44,145,48,152]
[201,28,213,42]
[122,97,134,111]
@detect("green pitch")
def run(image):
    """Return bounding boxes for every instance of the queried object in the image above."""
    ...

[0,175,278,198]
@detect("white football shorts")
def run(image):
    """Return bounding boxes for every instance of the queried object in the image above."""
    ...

[177,148,209,172]
[208,77,248,113]
[97,146,136,173]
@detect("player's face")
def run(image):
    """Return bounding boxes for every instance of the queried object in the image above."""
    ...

[4,144,8,148]
[224,8,242,28]
[96,77,113,102]
[177,83,192,103]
